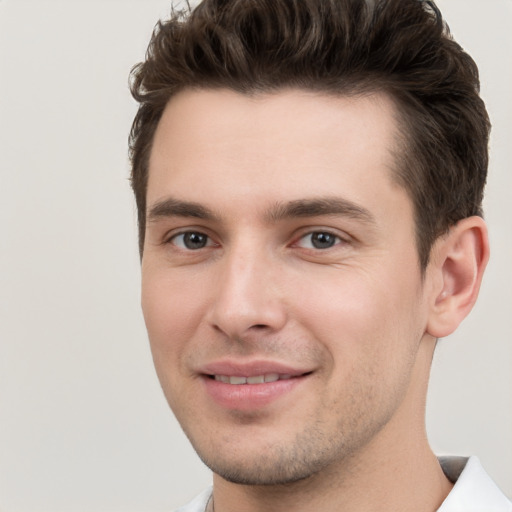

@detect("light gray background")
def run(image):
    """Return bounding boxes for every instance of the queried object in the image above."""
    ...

[0,1,510,510]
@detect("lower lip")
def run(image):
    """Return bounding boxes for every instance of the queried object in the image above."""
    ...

[202,375,307,411]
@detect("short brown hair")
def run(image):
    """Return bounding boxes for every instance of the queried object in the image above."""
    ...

[129,0,490,268]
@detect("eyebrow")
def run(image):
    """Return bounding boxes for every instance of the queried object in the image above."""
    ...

[147,196,375,225]
[147,197,218,222]
[265,197,376,225]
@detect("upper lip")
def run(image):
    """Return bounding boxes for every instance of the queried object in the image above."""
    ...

[199,359,313,377]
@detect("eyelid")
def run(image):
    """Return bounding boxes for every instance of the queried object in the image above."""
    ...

[162,224,209,243]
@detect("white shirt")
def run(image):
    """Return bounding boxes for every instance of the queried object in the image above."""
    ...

[437,456,511,511]
[175,456,511,512]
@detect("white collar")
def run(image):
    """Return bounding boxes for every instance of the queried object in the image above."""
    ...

[437,456,512,511]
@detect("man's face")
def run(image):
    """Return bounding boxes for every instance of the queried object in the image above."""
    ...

[142,89,435,485]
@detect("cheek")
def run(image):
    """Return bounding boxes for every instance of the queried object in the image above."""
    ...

[292,268,425,431]
[141,270,209,416]
[141,269,207,365]
[292,263,424,369]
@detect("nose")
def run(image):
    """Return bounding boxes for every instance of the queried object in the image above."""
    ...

[207,243,288,341]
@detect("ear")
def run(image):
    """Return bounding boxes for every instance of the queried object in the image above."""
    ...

[426,216,490,339]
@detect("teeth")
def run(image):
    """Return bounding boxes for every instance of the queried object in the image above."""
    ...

[213,373,294,385]
[229,376,247,385]
[247,375,265,384]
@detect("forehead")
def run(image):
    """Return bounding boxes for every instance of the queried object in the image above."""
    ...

[147,88,406,218]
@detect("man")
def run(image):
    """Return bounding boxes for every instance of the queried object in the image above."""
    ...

[129,0,511,510]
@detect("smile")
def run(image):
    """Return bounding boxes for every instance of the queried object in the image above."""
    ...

[203,370,312,410]
[212,373,293,384]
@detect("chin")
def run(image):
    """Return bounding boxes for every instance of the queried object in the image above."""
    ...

[193,436,338,486]
[204,456,321,486]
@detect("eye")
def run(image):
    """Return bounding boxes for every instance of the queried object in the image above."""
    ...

[170,231,214,250]
[296,231,342,250]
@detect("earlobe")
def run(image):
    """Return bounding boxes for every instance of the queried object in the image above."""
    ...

[426,216,490,339]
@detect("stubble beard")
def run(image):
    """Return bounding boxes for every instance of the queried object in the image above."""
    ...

[199,425,334,486]
[183,410,390,487]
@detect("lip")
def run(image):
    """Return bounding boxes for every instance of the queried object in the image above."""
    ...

[200,359,310,378]
[199,359,313,411]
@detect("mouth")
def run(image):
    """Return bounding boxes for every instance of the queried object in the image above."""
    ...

[200,364,313,410]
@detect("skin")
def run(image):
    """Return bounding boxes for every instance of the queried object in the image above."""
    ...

[141,88,488,511]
